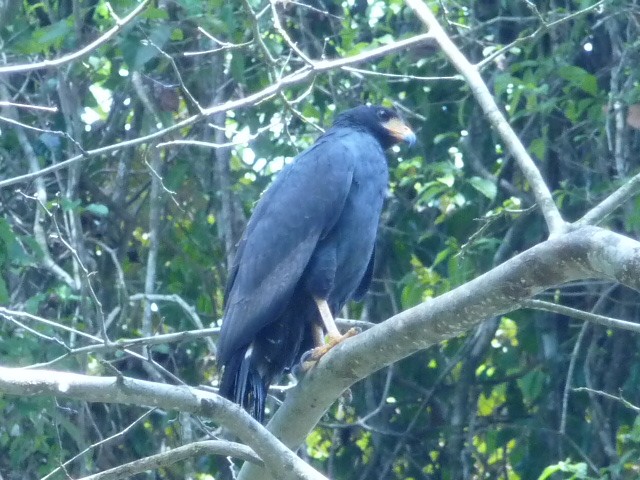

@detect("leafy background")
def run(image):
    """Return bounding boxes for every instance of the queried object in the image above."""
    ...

[1,0,640,479]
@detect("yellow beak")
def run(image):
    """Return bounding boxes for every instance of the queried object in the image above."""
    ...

[383,118,416,146]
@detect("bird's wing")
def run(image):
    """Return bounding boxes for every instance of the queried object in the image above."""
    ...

[218,136,356,363]
[353,247,375,301]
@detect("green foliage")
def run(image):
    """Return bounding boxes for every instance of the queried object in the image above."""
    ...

[538,460,588,480]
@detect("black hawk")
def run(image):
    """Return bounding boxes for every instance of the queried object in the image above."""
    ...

[217,105,416,421]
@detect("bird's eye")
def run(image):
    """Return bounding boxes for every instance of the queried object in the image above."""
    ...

[377,109,390,121]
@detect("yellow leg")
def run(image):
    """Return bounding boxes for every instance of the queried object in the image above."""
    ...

[314,297,341,340]
[300,297,358,369]
[311,322,325,348]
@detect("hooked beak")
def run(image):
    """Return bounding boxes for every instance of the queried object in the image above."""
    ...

[383,117,416,147]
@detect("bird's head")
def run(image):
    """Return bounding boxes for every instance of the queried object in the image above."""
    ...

[333,105,416,150]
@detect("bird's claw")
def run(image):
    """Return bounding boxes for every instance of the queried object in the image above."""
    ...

[341,326,360,340]
[298,327,361,373]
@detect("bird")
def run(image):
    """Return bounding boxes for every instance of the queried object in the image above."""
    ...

[217,105,416,421]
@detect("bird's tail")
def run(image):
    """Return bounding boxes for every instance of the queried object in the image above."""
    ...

[219,344,267,423]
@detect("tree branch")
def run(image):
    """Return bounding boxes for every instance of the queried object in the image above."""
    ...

[0,32,434,190]
[4,226,640,479]
[0,0,151,75]
[0,85,77,289]
[405,0,566,236]
[572,387,640,413]
[0,367,327,480]
[78,440,263,480]
[522,299,640,334]
[238,226,640,479]
[575,170,640,227]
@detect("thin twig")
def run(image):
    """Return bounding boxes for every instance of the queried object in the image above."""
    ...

[572,387,640,413]
[522,299,640,334]
[157,123,272,149]
[0,32,435,190]
[575,170,640,227]
[129,293,217,355]
[41,410,155,480]
[77,440,263,480]
[0,0,150,75]
[0,85,77,288]
[559,283,618,436]
[269,0,313,64]
[0,101,57,112]
[560,322,588,436]
[476,1,605,71]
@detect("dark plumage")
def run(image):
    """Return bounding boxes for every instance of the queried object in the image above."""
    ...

[217,105,416,421]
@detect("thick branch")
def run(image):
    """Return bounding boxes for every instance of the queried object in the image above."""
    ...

[3,226,639,479]
[405,0,566,236]
[0,368,327,480]
[238,226,640,479]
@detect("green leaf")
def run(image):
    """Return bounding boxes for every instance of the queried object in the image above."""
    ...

[477,383,507,416]
[432,248,450,268]
[142,7,170,20]
[0,218,31,267]
[468,176,497,200]
[0,277,8,304]
[437,173,455,188]
[517,369,545,404]
[60,198,81,212]
[558,65,598,96]
[24,293,46,314]
[538,463,562,480]
[538,460,588,480]
[28,19,73,53]
[84,203,109,217]
[529,138,547,160]
[230,51,246,83]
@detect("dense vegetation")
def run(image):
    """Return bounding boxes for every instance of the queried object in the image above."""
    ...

[1,0,639,479]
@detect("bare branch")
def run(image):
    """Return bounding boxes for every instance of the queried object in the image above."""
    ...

[0,367,328,480]
[575,170,640,227]
[560,283,617,435]
[0,0,150,75]
[238,226,640,479]
[0,307,101,343]
[129,293,217,355]
[405,0,566,236]
[0,85,77,289]
[522,299,640,334]
[77,440,263,480]
[0,101,57,112]
[157,122,272,149]
[269,0,314,65]
[572,387,640,413]
[476,1,605,71]
[184,27,252,56]
[0,32,434,190]
[129,293,207,331]
[41,410,155,480]
[560,322,589,435]
[242,0,277,66]
[342,66,461,82]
